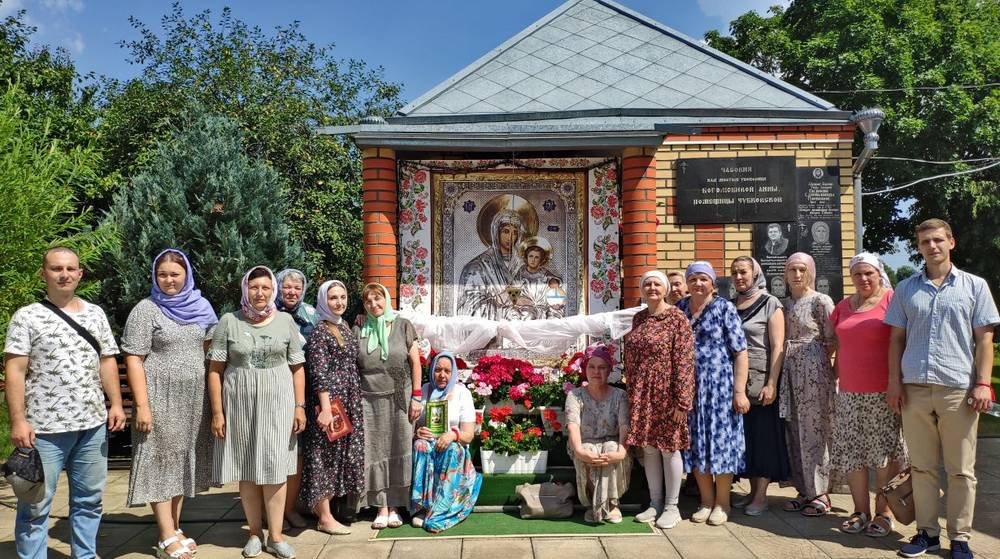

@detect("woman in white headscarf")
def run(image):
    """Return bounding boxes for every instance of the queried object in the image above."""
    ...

[829,254,908,537]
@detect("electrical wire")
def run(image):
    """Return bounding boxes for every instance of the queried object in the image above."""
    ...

[874,156,999,165]
[815,82,1000,94]
[862,159,1000,196]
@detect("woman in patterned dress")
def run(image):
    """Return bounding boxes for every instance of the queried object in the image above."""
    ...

[779,252,837,517]
[623,270,695,529]
[207,266,306,559]
[409,351,481,532]
[677,261,749,527]
[122,249,218,559]
[566,344,631,524]
[830,254,907,536]
[301,280,364,536]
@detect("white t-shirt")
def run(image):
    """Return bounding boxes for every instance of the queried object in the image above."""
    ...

[420,382,476,430]
[4,300,119,434]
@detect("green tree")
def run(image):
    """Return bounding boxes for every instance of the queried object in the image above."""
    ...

[0,85,114,341]
[895,265,917,283]
[706,0,1000,289]
[97,3,403,293]
[101,107,306,327]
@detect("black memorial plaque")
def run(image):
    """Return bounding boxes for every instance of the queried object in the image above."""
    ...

[751,166,843,301]
[676,157,797,224]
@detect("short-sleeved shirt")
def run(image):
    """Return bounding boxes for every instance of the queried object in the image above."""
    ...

[417,382,475,431]
[208,311,305,368]
[831,290,894,392]
[884,266,1000,389]
[4,300,120,434]
[565,386,630,444]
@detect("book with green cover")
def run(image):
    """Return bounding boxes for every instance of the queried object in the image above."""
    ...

[426,399,448,436]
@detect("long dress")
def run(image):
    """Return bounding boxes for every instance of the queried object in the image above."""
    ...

[354,317,418,509]
[779,291,836,498]
[735,294,790,481]
[121,298,215,506]
[565,386,631,522]
[677,296,748,475]
[209,311,304,485]
[410,383,481,532]
[622,307,695,452]
[300,322,365,510]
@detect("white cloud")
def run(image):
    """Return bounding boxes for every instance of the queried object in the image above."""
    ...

[697,0,788,26]
[39,0,83,12]
[0,0,26,18]
[64,30,83,53]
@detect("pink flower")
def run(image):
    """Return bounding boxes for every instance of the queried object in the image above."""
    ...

[590,206,605,220]
[563,381,575,393]
[401,179,411,189]
[605,241,618,255]
[606,169,616,181]
[399,209,413,224]
[419,287,428,296]
[607,269,617,282]
[419,213,428,222]
[414,170,428,183]
[415,247,428,259]
[400,285,415,298]
[606,194,618,207]
[609,208,619,218]
[415,199,426,212]
[591,278,606,293]
[416,274,426,286]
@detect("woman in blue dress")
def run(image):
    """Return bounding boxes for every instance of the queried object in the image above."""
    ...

[677,261,750,527]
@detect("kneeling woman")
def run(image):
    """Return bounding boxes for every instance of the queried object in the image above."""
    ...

[410,351,481,532]
[566,344,631,524]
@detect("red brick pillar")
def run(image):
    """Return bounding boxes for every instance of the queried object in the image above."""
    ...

[361,147,398,301]
[620,149,658,306]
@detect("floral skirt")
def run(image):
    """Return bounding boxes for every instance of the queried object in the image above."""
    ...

[570,440,631,521]
[831,391,908,473]
[410,440,482,533]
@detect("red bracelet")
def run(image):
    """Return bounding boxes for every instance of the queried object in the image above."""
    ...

[450,427,461,440]
[975,382,996,401]
[412,388,422,397]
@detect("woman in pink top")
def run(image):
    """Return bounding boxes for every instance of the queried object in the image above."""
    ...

[830,253,908,538]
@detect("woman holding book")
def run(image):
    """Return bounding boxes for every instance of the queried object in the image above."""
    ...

[300,280,364,535]
[410,351,481,532]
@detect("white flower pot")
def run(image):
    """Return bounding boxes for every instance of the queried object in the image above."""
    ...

[537,406,565,436]
[480,450,549,474]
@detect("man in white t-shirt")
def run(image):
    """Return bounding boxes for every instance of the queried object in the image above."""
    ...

[4,247,126,559]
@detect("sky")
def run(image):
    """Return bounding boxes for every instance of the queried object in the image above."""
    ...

[2,0,913,267]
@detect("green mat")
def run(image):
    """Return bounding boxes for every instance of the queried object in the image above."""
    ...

[373,511,656,540]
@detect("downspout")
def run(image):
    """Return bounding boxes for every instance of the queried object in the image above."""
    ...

[849,108,885,251]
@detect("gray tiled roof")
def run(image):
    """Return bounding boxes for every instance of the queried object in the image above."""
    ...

[399,0,836,117]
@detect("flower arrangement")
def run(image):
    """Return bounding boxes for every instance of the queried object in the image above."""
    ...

[479,405,546,455]
[540,408,563,433]
[466,355,542,407]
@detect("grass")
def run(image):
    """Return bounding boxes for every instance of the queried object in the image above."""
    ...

[1,395,12,457]
[374,511,655,539]
[977,354,1000,437]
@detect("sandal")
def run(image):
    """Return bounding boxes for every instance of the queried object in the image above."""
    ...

[386,511,403,528]
[801,495,831,517]
[840,511,870,534]
[175,530,197,555]
[865,514,893,538]
[156,536,192,559]
[783,495,807,512]
[371,515,389,530]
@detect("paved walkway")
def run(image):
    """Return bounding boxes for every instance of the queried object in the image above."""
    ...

[2,438,999,558]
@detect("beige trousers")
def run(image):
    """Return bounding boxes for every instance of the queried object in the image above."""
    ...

[901,383,979,541]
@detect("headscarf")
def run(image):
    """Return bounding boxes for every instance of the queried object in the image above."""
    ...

[149,249,219,330]
[360,282,396,360]
[685,261,717,283]
[275,268,316,333]
[638,270,669,303]
[785,252,817,290]
[240,265,278,324]
[581,343,616,371]
[731,256,767,298]
[426,350,460,402]
[849,252,892,288]
[315,280,347,325]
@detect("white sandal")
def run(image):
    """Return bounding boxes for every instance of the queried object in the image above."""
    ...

[156,536,192,559]
[175,529,197,554]
[386,511,403,528]
[371,515,389,530]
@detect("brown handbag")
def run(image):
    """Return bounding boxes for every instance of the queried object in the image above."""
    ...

[879,469,915,525]
[315,398,354,442]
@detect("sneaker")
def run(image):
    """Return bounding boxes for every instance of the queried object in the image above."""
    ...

[607,508,623,524]
[655,506,681,529]
[899,530,941,558]
[241,536,262,558]
[707,506,728,526]
[690,505,712,523]
[634,505,661,523]
[265,539,296,559]
[950,541,974,559]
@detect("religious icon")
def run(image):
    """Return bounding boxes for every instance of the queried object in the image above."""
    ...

[513,237,563,319]
[426,400,448,436]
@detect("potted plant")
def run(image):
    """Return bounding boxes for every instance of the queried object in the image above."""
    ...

[466,355,543,412]
[479,405,548,474]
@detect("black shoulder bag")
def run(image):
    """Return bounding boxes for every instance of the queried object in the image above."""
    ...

[39,299,102,355]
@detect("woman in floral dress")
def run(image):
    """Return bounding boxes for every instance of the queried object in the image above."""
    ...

[301,280,364,535]
[780,252,837,517]
[623,270,695,529]
[677,261,749,527]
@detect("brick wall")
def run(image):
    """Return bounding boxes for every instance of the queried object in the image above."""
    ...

[654,126,857,295]
[361,147,399,300]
